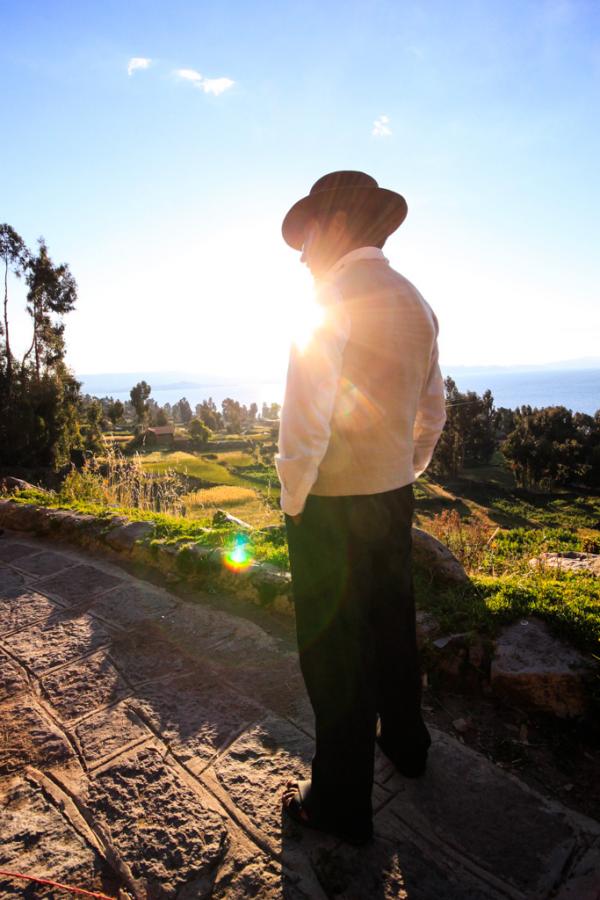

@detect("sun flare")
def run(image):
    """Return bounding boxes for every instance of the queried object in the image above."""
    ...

[289,297,324,353]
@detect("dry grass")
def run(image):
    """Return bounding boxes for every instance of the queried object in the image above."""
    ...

[184,485,257,509]
[182,484,282,527]
[60,445,186,515]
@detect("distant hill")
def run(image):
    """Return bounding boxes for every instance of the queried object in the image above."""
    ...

[443,357,600,376]
[77,371,243,396]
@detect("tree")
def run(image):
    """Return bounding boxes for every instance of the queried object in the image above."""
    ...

[155,407,169,426]
[261,401,281,420]
[222,397,242,433]
[502,405,600,489]
[0,230,81,469]
[177,397,192,424]
[108,399,124,427]
[431,378,496,477]
[130,380,151,425]
[22,239,77,380]
[188,417,211,448]
[85,399,104,451]
[0,224,30,386]
[196,397,221,431]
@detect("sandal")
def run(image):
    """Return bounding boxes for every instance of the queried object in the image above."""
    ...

[282,779,373,846]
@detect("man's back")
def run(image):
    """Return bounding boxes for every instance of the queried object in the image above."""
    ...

[311,255,445,497]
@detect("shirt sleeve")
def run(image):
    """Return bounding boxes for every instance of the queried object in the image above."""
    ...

[275,291,350,516]
[413,314,447,478]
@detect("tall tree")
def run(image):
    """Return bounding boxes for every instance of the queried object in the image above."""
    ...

[177,397,192,424]
[107,398,124,427]
[130,380,151,424]
[23,239,77,379]
[0,224,30,385]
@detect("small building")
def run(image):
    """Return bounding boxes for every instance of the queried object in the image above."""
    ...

[144,425,175,448]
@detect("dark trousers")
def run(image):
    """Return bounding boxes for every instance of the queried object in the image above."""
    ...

[285,483,429,829]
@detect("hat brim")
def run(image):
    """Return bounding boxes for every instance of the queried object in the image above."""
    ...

[281,185,407,250]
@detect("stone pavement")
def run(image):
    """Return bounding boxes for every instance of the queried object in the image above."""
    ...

[0,530,598,900]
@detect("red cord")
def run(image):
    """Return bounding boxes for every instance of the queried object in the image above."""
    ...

[0,868,117,899]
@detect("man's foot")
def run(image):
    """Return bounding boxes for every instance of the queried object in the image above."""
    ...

[376,735,430,778]
[282,779,373,846]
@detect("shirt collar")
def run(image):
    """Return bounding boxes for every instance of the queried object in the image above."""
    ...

[322,246,388,283]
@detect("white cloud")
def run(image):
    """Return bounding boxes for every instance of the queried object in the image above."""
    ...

[372,114,391,137]
[174,68,203,82]
[197,77,235,96]
[127,57,152,77]
[174,68,235,96]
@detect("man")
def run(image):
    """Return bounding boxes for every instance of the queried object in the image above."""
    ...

[276,171,446,845]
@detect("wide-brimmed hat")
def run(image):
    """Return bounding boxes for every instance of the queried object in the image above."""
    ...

[281,170,407,250]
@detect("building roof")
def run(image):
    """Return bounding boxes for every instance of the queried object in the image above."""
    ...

[146,425,174,435]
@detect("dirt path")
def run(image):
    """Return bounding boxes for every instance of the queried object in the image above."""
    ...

[0,530,598,899]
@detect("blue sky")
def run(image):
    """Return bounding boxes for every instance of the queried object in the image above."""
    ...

[2,0,599,377]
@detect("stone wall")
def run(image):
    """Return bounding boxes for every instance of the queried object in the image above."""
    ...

[0,499,295,617]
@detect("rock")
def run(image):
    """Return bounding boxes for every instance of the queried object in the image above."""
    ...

[0,476,40,494]
[490,618,593,717]
[433,632,468,650]
[416,610,440,647]
[105,519,155,551]
[468,636,488,671]
[213,508,253,530]
[412,527,469,583]
[452,717,471,734]
[530,551,600,577]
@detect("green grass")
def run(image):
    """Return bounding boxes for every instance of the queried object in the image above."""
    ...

[140,450,255,488]
[10,488,288,567]
[415,569,599,654]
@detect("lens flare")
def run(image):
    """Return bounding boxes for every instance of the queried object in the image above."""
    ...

[223,534,253,572]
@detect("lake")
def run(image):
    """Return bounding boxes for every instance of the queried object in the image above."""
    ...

[82,368,600,417]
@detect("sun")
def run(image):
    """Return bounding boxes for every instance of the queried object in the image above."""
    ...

[287,295,324,353]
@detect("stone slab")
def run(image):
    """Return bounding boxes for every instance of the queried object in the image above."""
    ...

[375,728,578,898]
[161,600,250,655]
[8,610,113,672]
[491,618,592,717]
[10,549,77,578]
[308,831,493,900]
[83,744,230,898]
[0,774,117,898]
[89,581,177,629]
[36,563,123,604]
[213,714,312,845]
[554,842,600,900]
[105,520,155,551]
[0,588,63,635]
[41,647,130,721]
[108,629,202,685]
[217,648,308,720]
[202,844,313,900]
[0,540,39,562]
[0,695,73,775]
[74,701,150,766]
[531,551,600,577]
[0,564,28,594]
[0,650,29,702]
[128,673,262,772]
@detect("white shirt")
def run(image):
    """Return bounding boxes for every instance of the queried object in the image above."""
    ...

[275,247,446,516]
